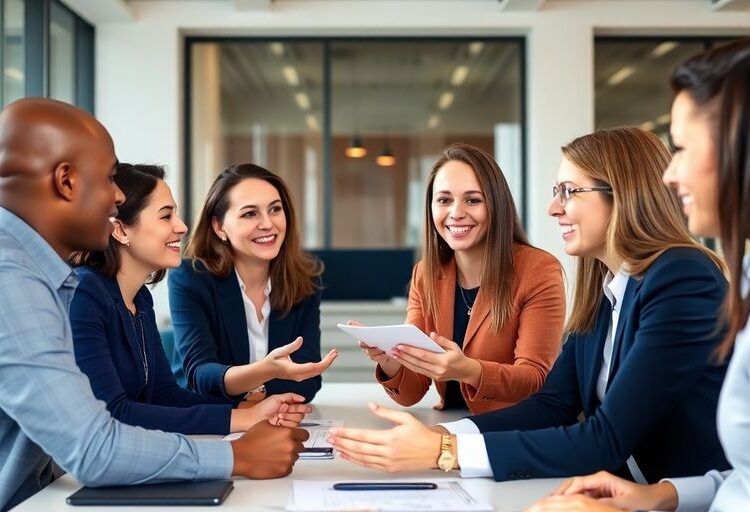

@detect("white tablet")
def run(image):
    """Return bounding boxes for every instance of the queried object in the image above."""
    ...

[336,323,445,355]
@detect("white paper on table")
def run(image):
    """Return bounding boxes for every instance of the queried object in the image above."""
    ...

[336,323,445,356]
[286,479,492,512]
[223,420,343,460]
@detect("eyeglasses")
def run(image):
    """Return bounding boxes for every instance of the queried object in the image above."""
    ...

[552,184,613,207]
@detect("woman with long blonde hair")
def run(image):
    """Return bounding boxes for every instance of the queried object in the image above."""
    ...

[329,127,730,484]
[527,38,750,512]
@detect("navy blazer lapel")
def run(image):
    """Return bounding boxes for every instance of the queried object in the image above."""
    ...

[583,299,614,409]
[216,271,250,364]
[269,310,293,354]
[607,277,641,385]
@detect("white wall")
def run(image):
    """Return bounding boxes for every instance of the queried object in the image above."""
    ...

[82,0,750,324]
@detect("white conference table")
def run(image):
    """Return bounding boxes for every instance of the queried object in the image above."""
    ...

[13,383,564,511]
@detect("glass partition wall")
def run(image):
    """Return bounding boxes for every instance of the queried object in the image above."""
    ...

[187,38,525,250]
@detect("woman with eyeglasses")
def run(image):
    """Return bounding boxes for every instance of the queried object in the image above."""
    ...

[327,127,730,484]
[354,142,566,415]
[526,39,750,512]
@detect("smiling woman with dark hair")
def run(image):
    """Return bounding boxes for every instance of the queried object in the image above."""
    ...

[68,162,310,436]
[168,163,338,403]
[356,143,566,415]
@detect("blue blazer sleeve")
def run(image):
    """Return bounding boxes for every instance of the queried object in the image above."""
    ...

[168,263,232,397]
[477,253,726,481]
[70,274,233,435]
[150,335,231,408]
[469,332,583,432]
[265,287,323,402]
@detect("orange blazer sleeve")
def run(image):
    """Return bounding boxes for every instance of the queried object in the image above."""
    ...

[375,263,433,407]
[462,249,566,413]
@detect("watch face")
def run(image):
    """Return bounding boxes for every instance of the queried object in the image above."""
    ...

[438,451,455,471]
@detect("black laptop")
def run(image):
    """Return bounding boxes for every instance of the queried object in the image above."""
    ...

[66,480,233,506]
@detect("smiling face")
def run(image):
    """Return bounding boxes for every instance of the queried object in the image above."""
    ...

[117,179,187,272]
[213,177,287,265]
[430,160,488,256]
[548,156,613,259]
[662,90,720,238]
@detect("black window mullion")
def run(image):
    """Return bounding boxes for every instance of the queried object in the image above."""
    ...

[74,15,94,112]
[23,0,45,97]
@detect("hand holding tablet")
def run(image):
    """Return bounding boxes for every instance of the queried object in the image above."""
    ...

[337,323,446,356]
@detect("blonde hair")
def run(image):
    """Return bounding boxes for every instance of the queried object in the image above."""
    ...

[564,127,725,333]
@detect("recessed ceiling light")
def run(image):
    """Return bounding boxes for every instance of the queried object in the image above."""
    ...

[282,66,299,86]
[438,91,454,110]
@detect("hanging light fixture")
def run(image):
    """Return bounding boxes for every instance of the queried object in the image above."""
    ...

[376,146,396,167]
[345,135,367,158]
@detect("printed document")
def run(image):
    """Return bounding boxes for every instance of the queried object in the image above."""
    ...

[286,479,493,511]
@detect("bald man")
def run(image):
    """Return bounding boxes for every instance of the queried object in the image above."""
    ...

[0,98,307,511]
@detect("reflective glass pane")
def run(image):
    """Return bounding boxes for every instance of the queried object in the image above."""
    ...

[330,41,523,248]
[190,42,324,247]
[2,0,25,107]
[595,40,705,134]
[49,2,76,104]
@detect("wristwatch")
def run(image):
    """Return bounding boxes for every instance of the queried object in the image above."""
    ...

[436,434,457,472]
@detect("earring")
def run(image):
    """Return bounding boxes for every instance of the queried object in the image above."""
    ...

[121,239,130,247]
[220,234,228,243]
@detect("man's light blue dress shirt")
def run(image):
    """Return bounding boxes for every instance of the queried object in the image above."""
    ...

[0,207,232,511]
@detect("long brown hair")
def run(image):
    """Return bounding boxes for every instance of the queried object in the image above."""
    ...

[69,163,167,284]
[564,127,724,333]
[422,143,530,332]
[671,39,750,359]
[185,163,322,314]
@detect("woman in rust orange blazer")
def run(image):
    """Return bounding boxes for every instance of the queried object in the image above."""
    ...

[357,143,565,414]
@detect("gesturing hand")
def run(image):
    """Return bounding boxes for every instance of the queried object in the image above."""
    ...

[262,337,338,382]
[326,402,443,472]
[230,421,309,479]
[392,332,481,386]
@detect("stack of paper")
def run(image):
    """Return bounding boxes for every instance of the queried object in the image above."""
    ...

[286,480,493,511]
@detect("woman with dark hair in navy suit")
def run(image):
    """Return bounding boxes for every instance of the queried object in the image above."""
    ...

[168,164,337,403]
[69,163,311,435]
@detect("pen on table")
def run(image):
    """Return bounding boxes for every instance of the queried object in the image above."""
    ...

[332,482,437,491]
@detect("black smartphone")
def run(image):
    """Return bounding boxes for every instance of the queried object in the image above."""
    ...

[302,447,334,454]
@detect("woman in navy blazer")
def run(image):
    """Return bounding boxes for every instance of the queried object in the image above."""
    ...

[69,163,311,435]
[527,39,750,512]
[168,164,337,403]
[327,127,730,484]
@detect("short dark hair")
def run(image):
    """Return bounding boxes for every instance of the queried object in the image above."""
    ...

[70,163,167,284]
[670,38,750,359]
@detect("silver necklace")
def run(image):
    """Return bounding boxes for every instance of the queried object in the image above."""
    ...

[459,286,476,317]
[129,311,149,386]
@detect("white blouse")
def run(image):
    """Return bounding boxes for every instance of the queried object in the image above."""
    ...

[235,271,271,364]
